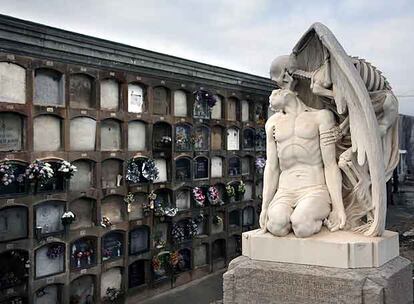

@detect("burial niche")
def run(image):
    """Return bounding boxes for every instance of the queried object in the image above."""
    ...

[153,86,170,115]
[196,215,208,236]
[228,157,241,177]
[154,158,168,183]
[101,195,125,224]
[128,260,146,288]
[229,210,241,228]
[243,128,255,150]
[37,161,65,193]
[102,231,124,262]
[194,156,208,180]
[34,68,64,106]
[70,73,94,109]
[174,90,187,117]
[241,157,251,176]
[153,223,168,249]
[228,235,241,257]
[211,213,224,234]
[243,181,253,201]
[194,244,208,267]
[0,250,28,291]
[128,121,146,151]
[193,125,209,151]
[70,237,97,270]
[101,159,123,189]
[175,124,192,151]
[33,115,61,151]
[242,206,255,227]
[0,206,28,242]
[256,179,263,199]
[175,158,191,181]
[34,284,62,304]
[226,127,239,150]
[255,103,266,124]
[70,117,96,151]
[241,100,250,122]
[35,243,65,278]
[69,160,94,192]
[193,95,209,119]
[153,122,172,151]
[255,128,266,151]
[128,83,145,113]
[0,62,26,104]
[227,97,238,121]
[211,126,223,151]
[35,201,64,237]
[100,119,121,151]
[100,268,122,301]
[211,95,223,119]
[212,239,226,261]
[152,252,169,281]
[128,192,146,220]
[70,275,95,304]
[0,112,24,151]
[129,226,150,255]
[0,162,26,196]
[175,188,191,210]
[101,79,119,111]
[70,198,95,230]
[211,156,223,178]
[176,248,191,272]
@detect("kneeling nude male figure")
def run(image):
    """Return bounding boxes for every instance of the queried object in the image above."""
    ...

[259,89,346,238]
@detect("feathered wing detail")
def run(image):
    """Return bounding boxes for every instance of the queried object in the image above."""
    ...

[291,23,388,236]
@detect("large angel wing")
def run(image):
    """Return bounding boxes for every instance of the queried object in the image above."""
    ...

[291,23,386,237]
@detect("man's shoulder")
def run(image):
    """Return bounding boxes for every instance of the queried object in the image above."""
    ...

[265,112,283,128]
[315,109,335,123]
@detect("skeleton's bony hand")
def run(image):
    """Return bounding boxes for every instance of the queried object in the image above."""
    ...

[325,208,346,232]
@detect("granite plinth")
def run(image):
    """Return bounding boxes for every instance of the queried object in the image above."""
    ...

[242,228,399,268]
[223,255,413,304]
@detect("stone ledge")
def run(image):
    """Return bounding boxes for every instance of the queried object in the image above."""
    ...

[242,228,399,268]
[223,255,413,304]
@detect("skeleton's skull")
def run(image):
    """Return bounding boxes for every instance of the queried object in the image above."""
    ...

[269,55,296,89]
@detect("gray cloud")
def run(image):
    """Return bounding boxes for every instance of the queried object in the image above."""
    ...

[0,0,413,113]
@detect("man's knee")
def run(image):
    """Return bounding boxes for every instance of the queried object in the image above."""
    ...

[266,207,291,236]
[291,213,322,238]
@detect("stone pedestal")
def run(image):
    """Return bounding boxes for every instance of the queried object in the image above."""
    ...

[223,255,413,304]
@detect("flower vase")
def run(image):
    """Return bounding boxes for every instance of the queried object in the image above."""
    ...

[117,248,121,257]
[77,258,81,268]
[87,256,91,265]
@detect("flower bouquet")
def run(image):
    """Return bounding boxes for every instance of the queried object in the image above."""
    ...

[171,223,185,243]
[194,89,217,108]
[255,157,266,174]
[192,187,206,207]
[207,186,220,205]
[212,215,223,226]
[101,216,112,228]
[61,211,76,225]
[0,160,18,186]
[57,160,77,179]
[160,136,172,146]
[186,219,198,238]
[125,158,141,183]
[237,181,246,201]
[124,192,134,213]
[46,243,65,259]
[226,184,235,202]
[25,159,54,192]
[103,287,123,303]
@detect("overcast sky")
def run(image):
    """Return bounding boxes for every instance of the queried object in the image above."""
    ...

[1,0,413,114]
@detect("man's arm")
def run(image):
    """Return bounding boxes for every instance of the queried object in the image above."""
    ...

[319,110,346,231]
[259,117,280,230]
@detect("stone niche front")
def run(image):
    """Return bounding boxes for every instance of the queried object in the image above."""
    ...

[128,83,145,113]
[0,250,28,290]
[211,212,225,234]
[129,226,150,255]
[229,210,241,228]
[194,244,208,267]
[70,198,95,230]
[227,127,240,151]
[70,160,94,192]
[212,239,226,262]
[242,206,255,227]
[35,201,64,235]
[70,117,96,151]
[35,243,65,278]
[256,179,263,199]
[174,90,187,117]
[128,121,146,151]
[0,62,26,104]
[0,206,28,242]
[100,267,122,300]
[101,195,125,223]
[34,284,62,304]
[33,115,61,151]
[194,156,209,180]
[70,275,95,304]
[101,79,119,111]
[228,157,241,176]
[211,156,223,178]
[128,192,146,220]
[227,97,238,121]
[241,157,251,176]
[100,119,121,151]
[211,126,223,151]
[70,73,94,109]
[129,260,146,288]
[154,158,168,183]
[34,68,65,106]
[243,182,253,200]
[102,231,124,261]
[0,112,23,151]
[101,159,123,189]
[153,86,169,115]
[176,188,191,210]
[241,100,250,122]
[211,95,223,119]
[175,158,191,181]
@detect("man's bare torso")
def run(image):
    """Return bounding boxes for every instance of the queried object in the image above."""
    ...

[270,109,326,189]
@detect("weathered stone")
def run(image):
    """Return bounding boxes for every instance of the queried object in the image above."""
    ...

[223,256,413,304]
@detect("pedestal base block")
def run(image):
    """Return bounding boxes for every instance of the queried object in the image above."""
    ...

[242,228,399,268]
[223,256,413,304]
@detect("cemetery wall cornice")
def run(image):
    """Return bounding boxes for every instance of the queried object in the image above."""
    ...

[0,14,274,94]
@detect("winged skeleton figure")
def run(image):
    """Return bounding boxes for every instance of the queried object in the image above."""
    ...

[269,23,399,237]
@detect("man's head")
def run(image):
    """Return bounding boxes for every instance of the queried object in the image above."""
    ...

[269,89,298,111]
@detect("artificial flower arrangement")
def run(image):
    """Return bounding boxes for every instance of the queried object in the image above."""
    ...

[190,132,203,149]
[143,191,157,216]
[171,223,186,243]
[102,241,122,261]
[0,160,19,186]
[103,287,123,303]
[175,130,190,150]
[193,89,217,108]
[186,219,198,238]
[255,128,266,148]
[61,211,76,226]
[207,186,220,205]
[192,187,206,207]
[154,197,178,219]
[72,242,94,268]
[152,251,175,278]
[212,215,223,226]
[124,192,134,213]
[142,159,159,181]
[171,219,199,244]
[46,243,65,259]
[57,160,77,179]
[160,136,172,146]
[255,156,266,174]
[152,231,166,249]
[126,158,159,184]
[226,184,236,201]
[100,216,112,228]
[25,159,54,185]
[238,181,246,195]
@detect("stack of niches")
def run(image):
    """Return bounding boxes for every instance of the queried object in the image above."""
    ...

[0,52,268,303]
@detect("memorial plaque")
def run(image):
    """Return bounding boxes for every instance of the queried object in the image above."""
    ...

[102,231,123,261]
[33,115,62,151]
[175,158,191,181]
[70,74,93,109]
[0,62,26,104]
[176,189,190,210]
[35,244,65,278]
[0,206,28,241]
[34,68,64,106]
[35,201,64,235]
[70,160,93,192]
[154,158,167,183]
[211,126,223,150]
[128,121,146,151]
[0,113,23,151]
[101,79,119,110]
[100,268,122,299]
[70,117,96,151]
[129,192,146,220]
[227,128,239,150]
[100,119,121,151]
[194,244,208,267]
[227,98,237,121]
[174,90,187,117]
[194,157,208,179]
[211,157,223,178]
[129,260,145,288]
[153,87,169,115]
[241,100,250,122]
[70,275,95,304]
[70,198,95,230]
[129,226,149,254]
[128,83,144,113]
[211,95,222,119]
